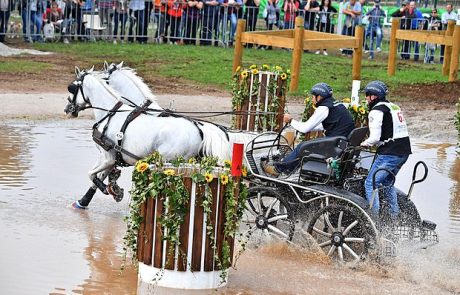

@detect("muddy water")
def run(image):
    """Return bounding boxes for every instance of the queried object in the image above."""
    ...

[0,120,459,295]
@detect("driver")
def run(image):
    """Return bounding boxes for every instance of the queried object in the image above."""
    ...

[360,80,412,219]
[262,82,355,176]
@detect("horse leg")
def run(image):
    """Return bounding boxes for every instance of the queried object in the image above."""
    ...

[73,167,113,209]
[88,159,116,194]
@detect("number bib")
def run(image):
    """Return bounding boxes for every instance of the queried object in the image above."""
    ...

[375,101,409,140]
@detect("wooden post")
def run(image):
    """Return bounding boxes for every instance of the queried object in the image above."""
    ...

[388,18,400,76]
[443,21,456,76]
[290,16,304,92]
[232,19,246,74]
[448,25,460,82]
[352,25,364,81]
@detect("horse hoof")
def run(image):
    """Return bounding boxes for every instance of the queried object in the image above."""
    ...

[107,183,124,202]
[71,201,87,210]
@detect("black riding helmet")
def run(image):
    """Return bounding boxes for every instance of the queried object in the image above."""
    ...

[364,80,388,99]
[310,82,333,99]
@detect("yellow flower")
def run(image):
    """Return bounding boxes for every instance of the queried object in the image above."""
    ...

[249,64,257,69]
[241,167,247,177]
[136,162,149,173]
[224,160,232,168]
[275,66,282,71]
[352,105,358,112]
[305,97,310,104]
[359,107,366,114]
[188,158,196,164]
[205,173,213,183]
[342,98,351,103]
[262,64,269,70]
[220,174,229,185]
[164,169,175,176]
[235,66,241,72]
[251,69,259,75]
[280,73,287,80]
[241,71,249,79]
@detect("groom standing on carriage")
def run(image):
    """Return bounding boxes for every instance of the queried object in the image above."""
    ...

[262,82,355,177]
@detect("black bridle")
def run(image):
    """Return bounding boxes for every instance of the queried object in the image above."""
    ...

[64,72,91,117]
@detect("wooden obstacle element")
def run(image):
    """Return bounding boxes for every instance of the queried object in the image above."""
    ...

[136,167,242,289]
[233,70,288,132]
[232,16,365,92]
[388,19,460,82]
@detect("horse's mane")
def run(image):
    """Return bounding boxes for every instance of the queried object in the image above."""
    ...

[87,74,123,102]
[117,67,158,103]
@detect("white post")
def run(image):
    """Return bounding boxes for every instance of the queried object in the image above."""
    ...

[351,80,361,106]
[337,2,344,36]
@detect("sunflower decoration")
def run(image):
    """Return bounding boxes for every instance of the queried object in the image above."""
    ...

[342,97,351,104]
[241,70,249,79]
[220,174,229,185]
[280,73,288,80]
[252,69,259,75]
[262,64,270,70]
[347,99,369,127]
[223,160,232,168]
[136,162,149,173]
[204,173,213,183]
[164,169,176,176]
[249,64,257,70]
[188,157,197,164]
[241,166,248,177]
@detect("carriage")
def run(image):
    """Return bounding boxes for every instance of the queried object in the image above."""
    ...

[239,127,439,263]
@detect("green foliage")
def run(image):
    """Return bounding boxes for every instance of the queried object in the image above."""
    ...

[0,60,52,73]
[124,152,248,283]
[456,98,460,144]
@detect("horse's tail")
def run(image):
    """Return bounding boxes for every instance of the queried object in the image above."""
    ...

[199,123,232,161]
[227,131,258,150]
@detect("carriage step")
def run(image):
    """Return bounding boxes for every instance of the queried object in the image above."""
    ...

[246,151,260,174]
[422,219,436,231]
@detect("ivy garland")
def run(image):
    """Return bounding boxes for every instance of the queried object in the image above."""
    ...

[124,152,248,283]
[231,64,290,131]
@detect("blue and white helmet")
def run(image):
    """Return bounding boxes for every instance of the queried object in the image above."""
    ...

[364,80,388,99]
[310,83,333,98]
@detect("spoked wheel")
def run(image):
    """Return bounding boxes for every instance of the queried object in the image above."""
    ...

[307,204,376,264]
[241,187,295,242]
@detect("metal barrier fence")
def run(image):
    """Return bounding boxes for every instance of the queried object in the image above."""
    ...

[0,1,458,63]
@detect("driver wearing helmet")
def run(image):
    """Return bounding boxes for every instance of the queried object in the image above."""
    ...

[361,80,412,219]
[263,82,355,177]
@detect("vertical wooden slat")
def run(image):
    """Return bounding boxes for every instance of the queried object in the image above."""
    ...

[153,197,164,268]
[276,78,286,132]
[136,201,147,262]
[352,25,364,81]
[232,19,246,73]
[448,25,460,82]
[142,198,155,265]
[239,96,250,131]
[228,178,241,263]
[215,182,226,270]
[177,178,193,271]
[442,21,456,76]
[191,184,205,271]
[388,18,399,76]
[204,180,219,271]
[290,16,304,92]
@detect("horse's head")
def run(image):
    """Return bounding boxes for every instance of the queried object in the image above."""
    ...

[103,61,124,76]
[64,66,94,117]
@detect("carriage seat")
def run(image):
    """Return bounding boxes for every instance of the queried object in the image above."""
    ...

[300,127,369,181]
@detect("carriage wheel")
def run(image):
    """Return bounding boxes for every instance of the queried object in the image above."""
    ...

[307,204,375,264]
[241,187,295,242]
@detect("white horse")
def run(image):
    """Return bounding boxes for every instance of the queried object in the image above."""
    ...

[65,68,231,209]
[100,62,259,151]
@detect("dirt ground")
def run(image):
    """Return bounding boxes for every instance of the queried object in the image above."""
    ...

[0,50,458,143]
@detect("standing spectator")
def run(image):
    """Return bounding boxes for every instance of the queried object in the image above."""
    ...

[315,0,337,55]
[184,0,202,44]
[284,0,299,29]
[244,0,259,32]
[440,4,458,63]
[423,8,440,64]
[219,0,242,46]
[98,0,114,41]
[42,1,64,39]
[201,0,219,45]
[128,0,146,43]
[391,1,422,61]
[166,0,183,44]
[260,0,277,49]
[0,0,13,42]
[302,0,319,31]
[152,0,167,43]
[365,0,385,59]
[142,1,153,43]
[113,0,129,43]
[63,0,84,41]
[341,0,361,56]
